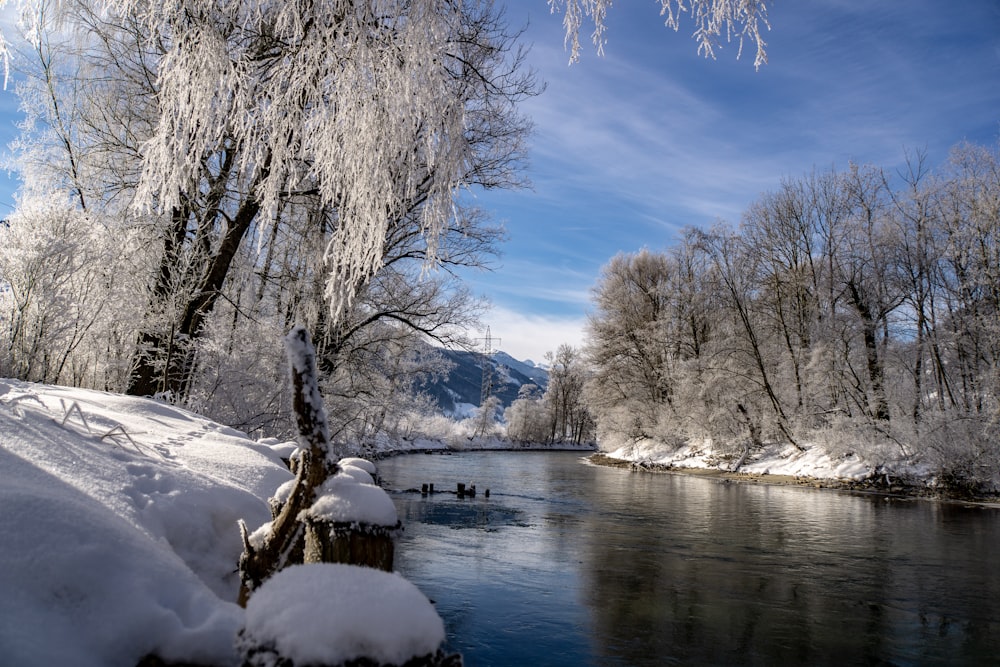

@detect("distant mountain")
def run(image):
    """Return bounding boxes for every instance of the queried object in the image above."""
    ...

[420,348,548,417]
[492,351,549,387]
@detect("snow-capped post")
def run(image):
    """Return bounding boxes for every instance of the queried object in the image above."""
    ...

[238,326,340,605]
[300,465,401,570]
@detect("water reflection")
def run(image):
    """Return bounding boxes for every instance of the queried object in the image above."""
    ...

[379,452,1000,666]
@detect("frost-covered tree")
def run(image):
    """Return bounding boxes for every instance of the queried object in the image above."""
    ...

[472,394,503,439]
[3,0,536,408]
[542,344,593,444]
[504,383,551,444]
[585,248,679,445]
[0,201,142,387]
[935,143,1000,414]
[836,164,905,423]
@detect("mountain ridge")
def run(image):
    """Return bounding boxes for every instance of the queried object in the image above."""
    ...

[420,348,548,417]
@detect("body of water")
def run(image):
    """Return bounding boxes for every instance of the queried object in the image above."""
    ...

[377,451,1000,666]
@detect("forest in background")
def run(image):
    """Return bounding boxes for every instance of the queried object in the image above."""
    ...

[581,146,1000,492]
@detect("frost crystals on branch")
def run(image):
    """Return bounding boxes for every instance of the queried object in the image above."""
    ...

[548,0,770,68]
[112,0,474,321]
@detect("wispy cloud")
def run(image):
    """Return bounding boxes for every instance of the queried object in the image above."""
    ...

[475,0,999,348]
[480,304,588,363]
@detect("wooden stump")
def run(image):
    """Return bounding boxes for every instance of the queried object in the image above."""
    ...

[303,518,399,571]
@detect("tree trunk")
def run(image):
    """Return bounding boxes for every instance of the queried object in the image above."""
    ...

[847,282,890,422]
[239,327,338,605]
[126,197,260,398]
[303,519,398,571]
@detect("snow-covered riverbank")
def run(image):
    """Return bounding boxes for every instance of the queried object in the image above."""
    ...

[593,438,1000,503]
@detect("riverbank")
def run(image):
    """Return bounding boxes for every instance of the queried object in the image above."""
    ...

[588,453,1000,506]
[359,434,597,459]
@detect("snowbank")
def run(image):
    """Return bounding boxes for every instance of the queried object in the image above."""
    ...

[605,438,873,481]
[0,446,243,667]
[0,379,293,666]
[240,563,445,666]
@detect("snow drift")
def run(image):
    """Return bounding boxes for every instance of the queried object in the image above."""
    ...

[0,379,445,666]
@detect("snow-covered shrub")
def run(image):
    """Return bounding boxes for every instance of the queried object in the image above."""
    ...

[504,394,551,444]
[806,416,911,481]
[917,416,1000,495]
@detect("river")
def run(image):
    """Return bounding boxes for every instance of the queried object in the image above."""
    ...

[377,451,1000,667]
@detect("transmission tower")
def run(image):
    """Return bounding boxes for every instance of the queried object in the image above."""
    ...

[478,326,500,405]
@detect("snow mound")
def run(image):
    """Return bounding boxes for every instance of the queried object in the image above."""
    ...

[305,472,399,526]
[339,456,377,475]
[263,438,300,460]
[339,464,376,485]
[240,563,445,667]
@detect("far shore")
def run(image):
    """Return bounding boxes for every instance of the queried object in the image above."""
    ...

[587,453,1000,508]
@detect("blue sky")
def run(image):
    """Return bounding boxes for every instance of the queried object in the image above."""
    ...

[458,0,1000,362]
[1,1,998,363]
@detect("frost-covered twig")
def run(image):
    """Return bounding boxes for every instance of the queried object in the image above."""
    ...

[0,392,46,415]
[100,424,145,455]
[59,400,92,433]
[550,0,770,68]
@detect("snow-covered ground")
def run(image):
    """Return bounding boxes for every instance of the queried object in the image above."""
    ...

[0,379,447,667]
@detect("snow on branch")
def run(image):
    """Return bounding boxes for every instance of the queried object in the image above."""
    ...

[113,0,472,321]
[549,0,770,68]
[285,326,331,456]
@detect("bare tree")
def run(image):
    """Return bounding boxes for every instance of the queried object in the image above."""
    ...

[697,224,801,449]
[543,344,593,445]
[585,249,676,442]
[835,164,906,423]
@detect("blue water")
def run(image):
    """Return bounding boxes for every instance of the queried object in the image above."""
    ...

[378,451,1000,667]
